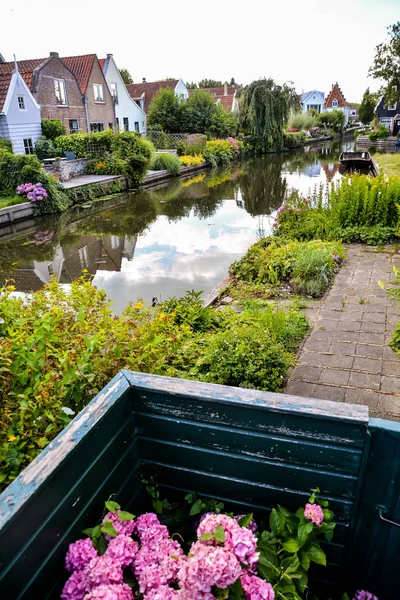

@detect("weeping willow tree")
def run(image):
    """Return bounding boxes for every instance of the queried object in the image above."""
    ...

[240,79,300,153]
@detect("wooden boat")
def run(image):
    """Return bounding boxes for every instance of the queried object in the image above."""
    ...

[0,371,399,598]
[339,150,373,170]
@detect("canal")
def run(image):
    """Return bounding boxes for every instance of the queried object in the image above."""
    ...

[0,139,353,312]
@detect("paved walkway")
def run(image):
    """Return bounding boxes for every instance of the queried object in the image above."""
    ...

[63,175,123,189]
[285,245,400,420]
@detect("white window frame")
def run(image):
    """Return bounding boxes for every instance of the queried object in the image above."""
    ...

[388,102,397,111]
[123,117,129,131]
[332,99,338,108]
[93,83,105,103]
[17,95,26,110]
[134,121,139,132]
[23,138,34,154]
[54,79,68,106]
[69,119,79,134]
[78,245,89,269]
[110,82,117,99]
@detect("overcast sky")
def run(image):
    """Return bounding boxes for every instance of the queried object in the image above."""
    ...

[1,0,398,102]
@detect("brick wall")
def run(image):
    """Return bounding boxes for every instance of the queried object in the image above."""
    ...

[86,60,115,130]
[42,157,90,181]
[33,57,87,132]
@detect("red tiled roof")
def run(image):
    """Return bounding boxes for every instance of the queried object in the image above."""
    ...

[200,85,239,96]
[126,79,179,113]
[325,82,347,108]
[0,72,12,111]
[99,58,106,71]
[219,95,234,111]
[61,54,96,95]
[0,59,45,89]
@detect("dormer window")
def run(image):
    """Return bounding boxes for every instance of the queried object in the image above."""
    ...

[332,99,338,108]
[388,102,397,111]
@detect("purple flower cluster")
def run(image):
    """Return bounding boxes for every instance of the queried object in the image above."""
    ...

[83,583,133,600]
[17,182,48,202]
[304,503,324,526]
[234,514,258,533]
[226,137,240,153]
[353,591,378,600]
[62,555,126,600]
[66,538,98,572]
[273,204,301,229]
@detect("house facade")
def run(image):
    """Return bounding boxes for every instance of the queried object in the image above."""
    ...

[324,83,350,125]
[126,79,189,114]
[100,55,146,133]
[300,90,325,113]
[375,87,400,136]
[198,83,240,113]
[0,66,42,154]
[61,54,115,133]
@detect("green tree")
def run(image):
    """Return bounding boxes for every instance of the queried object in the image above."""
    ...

[207,104,238,137]
[148,88,182,133]
[119,68,133,85]
[239,78,300,153]
[369,21,400,106]
[317,110,345,132]
[41,119,66,140]
[186,82,198,89]
[198,79,223,88]
[358,88,376,124]
[180,89,218,134]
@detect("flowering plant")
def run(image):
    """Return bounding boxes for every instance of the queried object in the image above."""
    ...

[16,182,48,202]
[287,128,299,133]
[226,137,240,154]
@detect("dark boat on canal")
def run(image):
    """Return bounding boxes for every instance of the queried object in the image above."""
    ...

[339,150,375,172]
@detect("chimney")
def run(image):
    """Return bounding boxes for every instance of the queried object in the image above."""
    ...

[224,82,228,95]
[106,53,113,58]
[142,77,146,83]
[50,52,59,58]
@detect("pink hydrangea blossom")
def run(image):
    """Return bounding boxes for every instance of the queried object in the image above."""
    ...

[134,538,185,593]
[83,583,133,600]
[197,513,259,566]
[61,570,88,600]
[304,503,324,526]
[178,542,242,595]
[105,535,138,567]
[353,592,378,600]
[134,513,165,539]
[241,573,275,600]
[83,556,123,590]
[102,511,135,540]
[65,538,98,572]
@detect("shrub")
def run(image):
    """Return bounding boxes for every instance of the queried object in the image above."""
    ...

[0,138,13,152]
[204,139,236,166]
[182,140,207,156]
[207,105,239,138]
[34,136,62,161]
[179,155,205,166]
[150,153,181,175]
[283,131,307,149]
[317,110,345,132]
[288,112,317,131]
[41,119,66,140]
[369,125,390,141]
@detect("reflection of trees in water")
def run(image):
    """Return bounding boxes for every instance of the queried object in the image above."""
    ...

[238,155,287,216]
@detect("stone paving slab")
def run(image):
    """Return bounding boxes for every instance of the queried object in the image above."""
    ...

[285,245,400,421]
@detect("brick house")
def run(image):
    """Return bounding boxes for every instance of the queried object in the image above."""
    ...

[61,54,115,132]
[195,83,241,113]
[126,79,189,114]
[0,53,87,133]
[324,83,350,125]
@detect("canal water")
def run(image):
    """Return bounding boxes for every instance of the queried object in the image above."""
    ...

[0,139,353,313]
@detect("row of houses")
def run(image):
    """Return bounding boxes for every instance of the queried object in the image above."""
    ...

[299,83,358,125]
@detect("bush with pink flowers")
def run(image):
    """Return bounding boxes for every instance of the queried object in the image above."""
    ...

[17,182,48,202]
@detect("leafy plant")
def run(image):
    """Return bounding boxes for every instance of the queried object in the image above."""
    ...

[148,88,182,133]
[179,154,205,166]
[288,112,317,131]
[368,125,390,141]
[41,119,66,141]
[150,153,181,175]
[0,138,13,152]
[34,136,62,160]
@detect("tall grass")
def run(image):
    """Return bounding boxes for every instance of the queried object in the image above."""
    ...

[288,112,317,131]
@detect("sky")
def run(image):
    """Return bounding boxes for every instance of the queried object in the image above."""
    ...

[1,0,398,102]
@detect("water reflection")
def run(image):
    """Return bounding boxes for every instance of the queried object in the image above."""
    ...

[0,139,352,310]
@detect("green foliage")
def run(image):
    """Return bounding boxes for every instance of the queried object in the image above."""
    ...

[119,68,133,84]
[199,79,224,88]
[230,238,345,297]
[180,89,219,134]
[0,138,13,153]
[257,489,335,600]
[317,110,345,132]
[359,88,376,125]
[34,136,62,160]
[204,139,239,166]
[207,104,239,138]
[369,21,400,107]
[41,119,66,141]
[283,131,307,149]
[288,112,317,131]
[148,88,182,133]
[369,125,390,140]
[240,78,300,153]
[150,153,181,175]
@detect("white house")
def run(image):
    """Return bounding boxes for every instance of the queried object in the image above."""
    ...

[0,66,41,154]
[125,78,189,115]
[300,90,325,113]
[100,55,147,134]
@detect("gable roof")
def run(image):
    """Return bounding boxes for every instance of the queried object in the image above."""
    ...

[0,59,45,89]
[126,79,179,113]
[188,85,240,112]
[0,72,12,111]
[301,90,324,104]
[200,85,239,97]
[61,54,97,95]
[325,83,347,108]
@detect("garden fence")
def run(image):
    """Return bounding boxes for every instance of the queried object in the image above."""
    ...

[141,131,206,150]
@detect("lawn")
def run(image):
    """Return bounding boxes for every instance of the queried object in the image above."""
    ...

[375,152,400,178]
[0,194,25,210]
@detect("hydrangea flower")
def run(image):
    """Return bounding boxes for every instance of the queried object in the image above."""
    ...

[241,573,275,600]
[61,570,88,600]
[304,503,324,526]
[66,538,98,572]
[17,182,48,202]
[83,556,123,590]
[105,534,138,567]
[234,514,258,533]
[83,583,133,600]
[102,510,135,540]
[353,592,378,600]
[134,513,163,538]
[134,538,185,593]
[197,513,259,566]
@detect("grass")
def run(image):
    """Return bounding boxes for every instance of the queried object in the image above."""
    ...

[375,153,400,178]
[0,195,25,209]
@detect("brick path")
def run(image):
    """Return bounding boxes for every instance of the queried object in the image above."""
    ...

[285,245,400,420]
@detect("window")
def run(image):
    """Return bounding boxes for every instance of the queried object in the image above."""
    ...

[123,117,129,131]
[54,79,67,105]
[110,82,118,102]
[48,264,54,276]
[116,117,119,128]
[93,84,105,103]
[111,236,120,249]
[78,246,89,269]
[332,99,338,107]
[23,138,34,154]
[388,102,397,111]
[142,121,145,128]
[69,119,79,134]
[108,122,114,129]
[17,95,25,110]
[134,121,139,132]
[90,122,104,132]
